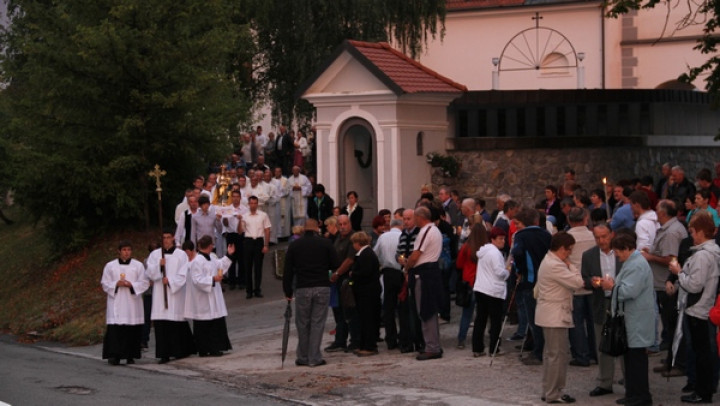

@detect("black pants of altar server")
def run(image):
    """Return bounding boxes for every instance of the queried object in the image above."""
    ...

[243,237,264,294]
[154,320,196,359]
[193,317,232,355]
[102,324,143,360]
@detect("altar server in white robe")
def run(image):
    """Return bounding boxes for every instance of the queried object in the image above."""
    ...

[273,167,291,239]
[185,235,235,356]
[262,169,280,244]
[146,230,196,363]
[286,165,312,227]
[101,240,150,366]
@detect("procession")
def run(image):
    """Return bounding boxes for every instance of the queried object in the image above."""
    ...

[99,126,720,405]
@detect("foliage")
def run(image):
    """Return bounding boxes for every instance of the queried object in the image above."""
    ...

[245,0,447,125]
[426,152,461,177]
[603,0,720,105]
[0,0,254,251]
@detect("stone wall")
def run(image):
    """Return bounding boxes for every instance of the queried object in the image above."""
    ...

[431,146,720,210]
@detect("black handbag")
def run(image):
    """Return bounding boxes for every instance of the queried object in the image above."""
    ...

[340,278,356,309]
[455,280,473,308]
[599,288,628,357]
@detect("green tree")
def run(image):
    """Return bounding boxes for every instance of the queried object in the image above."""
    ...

[604,0,719,101]
[0,0,253,250]
[246,0,447,125]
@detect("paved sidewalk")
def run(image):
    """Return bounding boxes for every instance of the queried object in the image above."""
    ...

[57,244,689,405]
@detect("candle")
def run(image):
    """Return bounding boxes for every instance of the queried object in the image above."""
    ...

[120,273,126,280]
[602,177,611,219]
[217,269,223,277]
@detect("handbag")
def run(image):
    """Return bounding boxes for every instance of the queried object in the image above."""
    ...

[599,288,628,356]
[455,280,473,308]
[340,278,356,309]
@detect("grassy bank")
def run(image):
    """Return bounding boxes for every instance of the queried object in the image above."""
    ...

[0,206,157,345]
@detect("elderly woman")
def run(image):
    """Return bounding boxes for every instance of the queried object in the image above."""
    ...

[471,226,508,357]
[601,231,654,406]
[535,232,584,404]
[349,231,381,357]
[455,223,489,350]
[669,211,720,404]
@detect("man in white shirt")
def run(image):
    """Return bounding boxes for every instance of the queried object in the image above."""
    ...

[374,218,403,350]
[241,196,271,299]
[403,206,444,361]
[174,189,193,225]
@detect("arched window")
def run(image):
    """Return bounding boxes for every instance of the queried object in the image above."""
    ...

[416,132,424,156]
[540,52,570,76]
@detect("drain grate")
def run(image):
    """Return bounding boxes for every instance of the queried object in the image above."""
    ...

[56,385,94,395]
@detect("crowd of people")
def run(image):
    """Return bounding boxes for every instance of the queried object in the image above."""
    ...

[101,143,720,405]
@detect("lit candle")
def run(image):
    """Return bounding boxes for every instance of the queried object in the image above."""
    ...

[120,273,126,280]
[602,177,611,219]
[217,269,223,277]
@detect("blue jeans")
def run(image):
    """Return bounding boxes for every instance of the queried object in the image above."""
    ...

[518,288,543,360]
[513,279,528,338]
[457,293,476,343]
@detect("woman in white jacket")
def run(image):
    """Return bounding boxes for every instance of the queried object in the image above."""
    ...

[472,227,510,357]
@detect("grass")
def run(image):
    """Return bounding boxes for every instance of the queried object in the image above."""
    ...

[0,205,158,345]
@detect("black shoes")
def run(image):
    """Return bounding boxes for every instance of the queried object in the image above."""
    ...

[416,351,442,361]
[158,357,170,364]
[681,393,712,404]
[548,394,576,403]
[107,358,120,366]
[589,387,613,397]
[569,359,590,367]
[324,343,346,353]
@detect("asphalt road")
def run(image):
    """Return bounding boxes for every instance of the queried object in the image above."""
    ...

[0,336,289,406]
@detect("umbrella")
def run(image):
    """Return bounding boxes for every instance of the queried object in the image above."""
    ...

[281,300,292,368]
[670,296,686,375]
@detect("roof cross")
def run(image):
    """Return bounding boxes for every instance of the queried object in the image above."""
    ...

[532,12,543,28]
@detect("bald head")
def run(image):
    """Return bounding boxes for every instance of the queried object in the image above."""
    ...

[402,209,415,230]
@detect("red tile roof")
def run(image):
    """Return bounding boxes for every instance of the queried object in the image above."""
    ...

[346,40,467,94]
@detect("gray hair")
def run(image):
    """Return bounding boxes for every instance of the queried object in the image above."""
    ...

[497,194,511,203]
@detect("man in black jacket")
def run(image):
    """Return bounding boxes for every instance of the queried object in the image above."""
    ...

[307,184,334,233]
[283,219,340,367]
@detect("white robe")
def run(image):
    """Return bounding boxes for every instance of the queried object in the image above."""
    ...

[286,174,312,225]
[184,253,232,320]
[101,259,150,325]
[246,183,270,212]
[273,176,291,238]
[145,248,189,322]
[263,180,279,243]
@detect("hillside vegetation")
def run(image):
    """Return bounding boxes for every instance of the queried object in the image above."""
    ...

[0,206,156,345]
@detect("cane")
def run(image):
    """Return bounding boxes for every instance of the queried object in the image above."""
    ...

[518,323,531,358]
[490,281,519,366]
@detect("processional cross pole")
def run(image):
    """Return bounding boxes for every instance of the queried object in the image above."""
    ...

[148,164,169,309]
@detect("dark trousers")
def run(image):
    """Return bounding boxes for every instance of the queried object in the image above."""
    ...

[439,265,452,320]
[243,237,264,294]
[519,288,544,360]
[398,287,425,351]
[569,294,595,363]
[657,290,677,345]
[472,291,504,353]
[142,294,152,345]
[382,268,403,348]
[624,347,651,405]
[355,294,381,351]
[688,315,714,399]
[225,232,244,287]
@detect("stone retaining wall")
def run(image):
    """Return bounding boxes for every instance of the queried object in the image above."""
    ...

[431,146,720,210]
